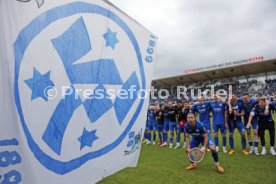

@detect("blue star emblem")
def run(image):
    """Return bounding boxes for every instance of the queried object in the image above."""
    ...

[78,128,98,150]
[24,68,54,101]
[103,28,119,49]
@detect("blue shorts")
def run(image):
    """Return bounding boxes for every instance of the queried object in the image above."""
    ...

[145,121,150,130]
[177,123,185,134]
[163,118,169,132]
[244,118,258,131]
[229,120,246,134]
[148,120,157,131]
[157,124,164,133]
[169,121,177,132]
[202,120,211,132]
[213,124,226,134]
[190,133,215,148]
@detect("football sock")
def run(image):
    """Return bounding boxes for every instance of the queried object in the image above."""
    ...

[153,132,156,142]
[176,135,180,143]
[229,137,234,149]
[158,132,162,142]
[215,137,219,146]
[163,132,168,142]
[222,137,227,147]
[211,151,219,163]
[241,137,246,150]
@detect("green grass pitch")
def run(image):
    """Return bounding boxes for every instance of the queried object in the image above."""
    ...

[100,114,276,184]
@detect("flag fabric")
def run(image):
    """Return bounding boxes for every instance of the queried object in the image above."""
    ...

[0,0,157,183]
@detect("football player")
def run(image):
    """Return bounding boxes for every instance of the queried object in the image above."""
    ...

[164,100,178,148]
[228,94,248,155]
[247,98,276,155]
[191,97,211,133]
[176,100,190,149]
[210,94,228,153]
[155,104,164,145]
[160,103,170,147]
[240,93,269,154]
[146,106,157,145]
[185,113,224,174]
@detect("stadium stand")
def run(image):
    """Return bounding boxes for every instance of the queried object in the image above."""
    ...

[151,58,276,104]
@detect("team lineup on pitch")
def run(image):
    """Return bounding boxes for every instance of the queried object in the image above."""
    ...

[142,93,276,173]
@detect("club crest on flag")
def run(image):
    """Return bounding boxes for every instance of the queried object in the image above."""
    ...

[13,2,147,175]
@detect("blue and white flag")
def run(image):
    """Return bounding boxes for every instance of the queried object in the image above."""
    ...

[0,0,157,183]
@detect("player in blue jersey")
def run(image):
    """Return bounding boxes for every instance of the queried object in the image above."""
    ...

[145,106,157,145]
[227,94,249,155]
[210,94,228,153]
[161,100,178,148]
[240,93,259,154]
[185,113,224,174]
[143,106,151,144]
[191,97,211,133]
[240,93,269,154]
[247,98,276,155]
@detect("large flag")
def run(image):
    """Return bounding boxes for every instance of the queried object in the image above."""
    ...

[0,0,157,183]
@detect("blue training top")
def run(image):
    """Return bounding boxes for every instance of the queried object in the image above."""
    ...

[210,101,227,125]
[191,102,211,123]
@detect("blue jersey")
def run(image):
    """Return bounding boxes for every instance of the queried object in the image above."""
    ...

[251,104,275,122]
[229,102,244,122]
[184,121,207,138]
[210,101,227,125]
[239,99,258,121]
[191,102,210,123]
[147,109,156,123]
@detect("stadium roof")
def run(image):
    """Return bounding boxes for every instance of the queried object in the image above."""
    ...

[152,58,276,88]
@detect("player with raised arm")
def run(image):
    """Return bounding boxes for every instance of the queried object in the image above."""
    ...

[185,113,224,174]
[228,94,248,155]
[247,98,276,155]
[210,94,228,153]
